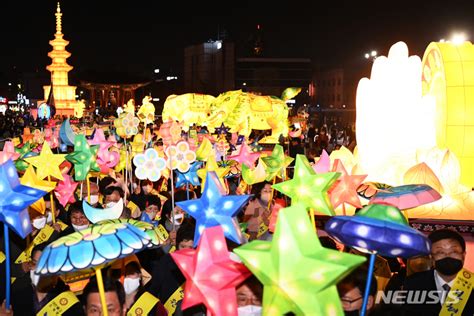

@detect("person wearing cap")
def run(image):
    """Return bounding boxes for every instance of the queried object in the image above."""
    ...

[403,229,473,316]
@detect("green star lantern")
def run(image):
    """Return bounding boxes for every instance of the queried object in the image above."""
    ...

[66,135,100,181]
[234,204,366,315]
[261,144,293,181]
[14,142,33,172]
[272,154,340,215]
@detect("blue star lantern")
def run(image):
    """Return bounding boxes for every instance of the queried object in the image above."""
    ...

[176,171,252,246]
[175,161,202,188]
[0,160,48,238]
[215,123,230,135]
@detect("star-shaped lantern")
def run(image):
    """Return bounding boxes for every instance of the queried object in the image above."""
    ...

[0,141,20,164]
[25,141,66,180]
[20,166,56,214]
[228,143,260,168]
[171,226,251,316]
[14,142,33,172]
[234,204,366,315]
[214,123,230,135]
[312,149,330,174]
[272,154,340,215]
[0,160,48,238]
[54,173,79,207]
[88,128,113,151]
[176,161,202,188]
[241,158,267,185]
[66,135,100,181]
[197,151,230,192]
[261,145,293,181]
[329,159,367,212]
[176,171,251,246]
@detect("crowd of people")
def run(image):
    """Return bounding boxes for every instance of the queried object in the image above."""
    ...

[0,114,472,316]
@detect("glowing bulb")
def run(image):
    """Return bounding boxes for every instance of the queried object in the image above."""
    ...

[451,33,467,45]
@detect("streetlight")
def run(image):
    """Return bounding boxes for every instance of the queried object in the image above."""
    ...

[364,50,378,61]
[154,68,160,74]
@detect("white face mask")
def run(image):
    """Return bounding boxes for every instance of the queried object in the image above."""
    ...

[171,213,184,225]
[30,270,40,287]
[123,277,140,295]
[89,195,99,205]
[46,212,53,224]
[32,217,47,230]
[238,305,262,316]
[72,224,89,232]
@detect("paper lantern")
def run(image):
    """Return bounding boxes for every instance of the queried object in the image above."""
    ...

[234,204,366,315]
[312,149,330,174]
[59,119,76,146]
[83,198,124,224]
[176,171,251,246]
[20,165,56,214]
[137,96,155,124]
[66,135,100,181]
[272,154,340,215]
[228,143,260,168]
[165,141,196,173]
[356,41,437,185]
[162,93,215,130]
[171,226,251,316]
[403,162,443,194]
[25,141,66,180]
[195,137,213,161]
[241,158,267,185]
[175,161,202,188]
[329,159,367,211]
[14,142,33,172]
[422,41,474,188]
[133,148,166,182]
[197,151,230,192]
[261,144,293,181]
[114,112,140,138]
[0,141,20,164]
[54,173,78,207]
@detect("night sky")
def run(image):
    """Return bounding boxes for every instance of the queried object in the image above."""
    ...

[2,0,474,77]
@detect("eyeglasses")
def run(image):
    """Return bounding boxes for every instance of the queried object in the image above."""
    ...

[341,296,363,305]
[431,251,464,259]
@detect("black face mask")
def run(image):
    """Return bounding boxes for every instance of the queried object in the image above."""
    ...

[344,310,360,316]
[435,257,463,275]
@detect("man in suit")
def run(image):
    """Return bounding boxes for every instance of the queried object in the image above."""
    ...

[403,229,473,315]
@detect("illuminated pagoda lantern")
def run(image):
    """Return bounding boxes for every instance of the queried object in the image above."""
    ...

[41,2,79,117]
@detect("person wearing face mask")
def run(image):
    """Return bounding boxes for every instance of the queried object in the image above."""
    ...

[242,182,273,241]
[10,244,84,315]
[130,180,163,214]
[81,181,101,207]
[403,229,473,316]
[59,201,91,237]
[337,267,380,316]
[236,276,263,316]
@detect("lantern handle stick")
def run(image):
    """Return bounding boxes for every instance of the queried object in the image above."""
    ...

[48,175,56,223]
[3,223,11,310]
[95,267,109,316]
[361,251,377,316]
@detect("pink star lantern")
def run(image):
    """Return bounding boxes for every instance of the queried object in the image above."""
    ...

[171,226,251,316]
[54,173,79,207]
[88,128,113,151]
[0,141,20,164]
[312,149,330,174]
[97,149,120,173]
[228,143,260,168]
[329,159,367,212]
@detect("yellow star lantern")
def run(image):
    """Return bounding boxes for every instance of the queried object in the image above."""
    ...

[195,137,213,161]
[197,150,230,192]
[25,142,66,180]
[20,166,56,214]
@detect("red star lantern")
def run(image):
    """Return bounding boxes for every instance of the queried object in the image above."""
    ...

[329,159,367,213]
[171,226,251,316]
